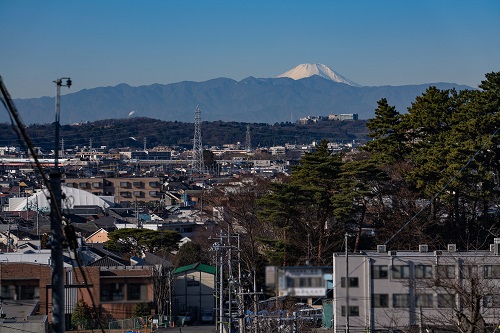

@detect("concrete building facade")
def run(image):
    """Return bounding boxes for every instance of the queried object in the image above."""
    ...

[332,244,500,332]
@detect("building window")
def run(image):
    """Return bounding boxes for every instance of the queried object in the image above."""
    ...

[100,283,125,301]
[149,181,159,188]
[120,181,130,188]
[120,191,132,198]
[437,265,455,279]
[392,265,410,279]
[341,277,359,288]
[415,265,433,279]
[372,294,389,308]
[17,285,39,300]
[372,265,388,279]
[393,294,410,308]
[437,294,455,308]
[133,181,143,188]
[186,277,200,287]
[484,265,500,279]
[92,182,102,188]
[1,285,14,299]
[341,306,359,316]
[149,191,159,197]
[460,265,478,279]
[128,283,147,301]
[416,294,433,308]
[483,295,500,308]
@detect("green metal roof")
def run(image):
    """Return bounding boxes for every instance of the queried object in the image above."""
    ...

[174,263,216,275]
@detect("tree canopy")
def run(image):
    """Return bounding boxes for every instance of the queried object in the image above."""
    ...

[106,228,182,257]
[253,71,500,264]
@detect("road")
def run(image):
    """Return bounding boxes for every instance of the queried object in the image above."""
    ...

[156,324,216,333]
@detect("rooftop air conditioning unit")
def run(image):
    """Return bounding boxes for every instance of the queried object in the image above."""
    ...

[419,244,429,253]
[492,243,500,255]
[434,250,443,256]
[447,244,457,252]
[388,250,397,256]
[377,245,386,253]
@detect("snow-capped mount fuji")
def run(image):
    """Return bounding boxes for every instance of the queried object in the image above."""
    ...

[277,63,361,87]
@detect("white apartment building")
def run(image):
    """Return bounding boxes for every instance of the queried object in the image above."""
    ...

[333,243,500,333]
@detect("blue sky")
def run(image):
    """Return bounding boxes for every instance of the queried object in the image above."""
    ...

[1,0,499,99]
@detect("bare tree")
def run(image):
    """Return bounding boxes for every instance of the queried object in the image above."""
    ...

[152,264,175,326]
[413,254,500,333]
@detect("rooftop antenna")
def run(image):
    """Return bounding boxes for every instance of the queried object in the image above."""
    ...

[192,106,205,174]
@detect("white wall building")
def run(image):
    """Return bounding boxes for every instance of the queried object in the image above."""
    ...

[333,243,500,332]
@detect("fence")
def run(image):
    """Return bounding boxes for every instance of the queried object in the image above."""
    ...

[108,314,167,331]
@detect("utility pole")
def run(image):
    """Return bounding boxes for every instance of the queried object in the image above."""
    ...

[211,229,243,333]
[51,77,71,333]
[345,233,349,333]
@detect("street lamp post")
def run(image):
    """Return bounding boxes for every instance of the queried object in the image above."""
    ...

[51,77,71,333]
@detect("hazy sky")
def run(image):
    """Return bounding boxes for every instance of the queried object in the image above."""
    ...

[1,0,499,99]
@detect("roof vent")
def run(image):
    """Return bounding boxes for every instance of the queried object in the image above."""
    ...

[419,244,429,253]
[388,250,397,256]
[377,245,386,253]
[447,244,457,252]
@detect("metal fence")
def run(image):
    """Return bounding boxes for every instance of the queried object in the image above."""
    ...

[108,314,167,331]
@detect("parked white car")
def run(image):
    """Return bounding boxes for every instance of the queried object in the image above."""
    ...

[201,309,214,323]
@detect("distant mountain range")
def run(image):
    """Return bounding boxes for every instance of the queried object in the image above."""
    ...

[8,64,474,125]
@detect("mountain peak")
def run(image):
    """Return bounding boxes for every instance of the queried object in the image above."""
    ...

[277,63,361,86]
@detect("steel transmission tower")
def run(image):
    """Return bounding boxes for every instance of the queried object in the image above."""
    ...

[245,124,251,152]
[192,106,205,173]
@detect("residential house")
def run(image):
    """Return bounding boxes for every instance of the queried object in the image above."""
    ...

[172,263,216,322]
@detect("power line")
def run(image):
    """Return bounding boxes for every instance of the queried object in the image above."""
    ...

[385,128,500,246]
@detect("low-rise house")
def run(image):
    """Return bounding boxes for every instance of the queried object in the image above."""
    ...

[173,263,216,323]
[85,228,110,244]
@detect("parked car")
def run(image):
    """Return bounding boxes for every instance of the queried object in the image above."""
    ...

[297,307,323,326]
[201,309,214,323]
[178,311,192,325]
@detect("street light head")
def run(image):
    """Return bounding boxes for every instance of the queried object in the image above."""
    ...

[66,78,72,88]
